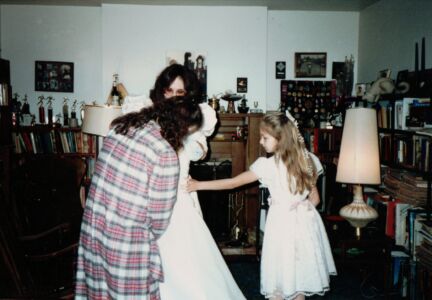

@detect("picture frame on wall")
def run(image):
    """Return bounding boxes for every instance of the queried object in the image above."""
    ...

[237,77,248,93]
[275,61,286,79]
[295,52,326,78]
[166,51,207,101]
[35,61,74,93]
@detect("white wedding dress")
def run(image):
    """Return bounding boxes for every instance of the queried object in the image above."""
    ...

[122,96,245,300]
[157,106,245,300]
[158,146,245,300]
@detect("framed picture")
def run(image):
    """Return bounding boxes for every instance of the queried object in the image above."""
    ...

[166,51,207,101]
[295,52,326,78]
[237,77,248,93]
[275,61,286,79]
[355,83,370,97]
[35,61,74,93]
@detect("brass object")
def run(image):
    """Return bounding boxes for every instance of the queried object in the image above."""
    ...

[208,97,220,112]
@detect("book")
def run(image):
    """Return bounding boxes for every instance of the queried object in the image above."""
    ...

[395,202,412,248]
[407,208,428,256]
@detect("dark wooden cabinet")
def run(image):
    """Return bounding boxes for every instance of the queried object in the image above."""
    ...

[199,113,263,254]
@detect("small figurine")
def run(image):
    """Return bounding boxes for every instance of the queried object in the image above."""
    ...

[237,97,249,113]
[21,95,33,126]
[55,113,62,127]
[22,94,30,114]
[11,93,22,126]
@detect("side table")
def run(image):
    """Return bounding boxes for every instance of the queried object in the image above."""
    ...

[333,232,393,299]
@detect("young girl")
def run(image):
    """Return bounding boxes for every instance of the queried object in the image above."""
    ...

[187,111,337,300]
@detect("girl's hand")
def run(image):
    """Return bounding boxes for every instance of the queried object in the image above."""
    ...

[186,178,199,192]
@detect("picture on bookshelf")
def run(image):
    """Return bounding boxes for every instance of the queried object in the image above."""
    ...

[35,61,74,93]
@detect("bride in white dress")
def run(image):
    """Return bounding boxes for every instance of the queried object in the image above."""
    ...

[158,103,245,300]
[122,93,245,300]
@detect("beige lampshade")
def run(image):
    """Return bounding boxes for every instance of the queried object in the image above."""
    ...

[81,104,123,137]
[336,107,381,185]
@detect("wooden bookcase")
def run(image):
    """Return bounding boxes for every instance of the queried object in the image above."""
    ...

[203,113,264,255]
[11,125,97,186]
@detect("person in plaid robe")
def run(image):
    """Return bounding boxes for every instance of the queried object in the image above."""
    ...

[75,99,203,300]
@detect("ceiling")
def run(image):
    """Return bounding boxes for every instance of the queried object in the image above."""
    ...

[0,0,380,11]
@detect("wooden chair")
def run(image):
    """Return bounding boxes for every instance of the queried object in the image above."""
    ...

[0,157,86,299]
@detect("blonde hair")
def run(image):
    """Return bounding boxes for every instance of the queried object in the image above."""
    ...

[260,112,317,194]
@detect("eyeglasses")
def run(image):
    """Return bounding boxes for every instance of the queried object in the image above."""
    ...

[164,88,187,97]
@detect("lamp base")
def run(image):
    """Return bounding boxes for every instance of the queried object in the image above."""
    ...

[339,185,378,231]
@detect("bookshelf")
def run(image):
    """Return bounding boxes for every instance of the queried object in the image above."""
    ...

[374,97,432,298]
[303,127,342,164]
[11,125,97,185]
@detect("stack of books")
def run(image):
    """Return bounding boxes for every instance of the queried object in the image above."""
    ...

[383,169,428,206]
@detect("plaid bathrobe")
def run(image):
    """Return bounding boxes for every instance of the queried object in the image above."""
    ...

[75,121,179,300]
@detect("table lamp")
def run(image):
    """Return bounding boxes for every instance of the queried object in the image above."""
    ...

[81,104,122,137]
[336,107,381,238]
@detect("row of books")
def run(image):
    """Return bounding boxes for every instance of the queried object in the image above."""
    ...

[379,97,430,130]
[368,194,430,259]
[377,103,393,129]
[379,133,430,172]
[303,128,341,154]
[12,130,96,155]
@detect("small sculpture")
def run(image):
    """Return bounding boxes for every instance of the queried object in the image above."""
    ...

[237,98,249,114]
[362,77,395,103]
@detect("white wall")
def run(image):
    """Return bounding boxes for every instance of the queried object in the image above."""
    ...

[267,10,359,110]
[1,3,361,117]
[101,4,267,111]
[358,0,432,82]
[1,5,102,119]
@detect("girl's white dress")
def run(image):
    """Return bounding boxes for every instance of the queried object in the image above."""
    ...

[123,96,245,300]
[250,155,337,300]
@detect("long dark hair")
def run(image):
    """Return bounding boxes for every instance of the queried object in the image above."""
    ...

[149,64,201,103]
[111,97,203,151]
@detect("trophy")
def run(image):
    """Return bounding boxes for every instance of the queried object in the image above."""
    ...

[37,95,45,124]
[69,99,78,128]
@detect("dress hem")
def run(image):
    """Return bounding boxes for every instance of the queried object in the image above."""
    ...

[261,286,330,300]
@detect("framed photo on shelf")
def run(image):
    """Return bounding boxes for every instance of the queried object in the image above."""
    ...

[355,83,370,97]
[295,52,326,78]
[35,61,74,93]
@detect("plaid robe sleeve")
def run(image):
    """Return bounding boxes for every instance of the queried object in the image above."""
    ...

[148,149,179,239]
